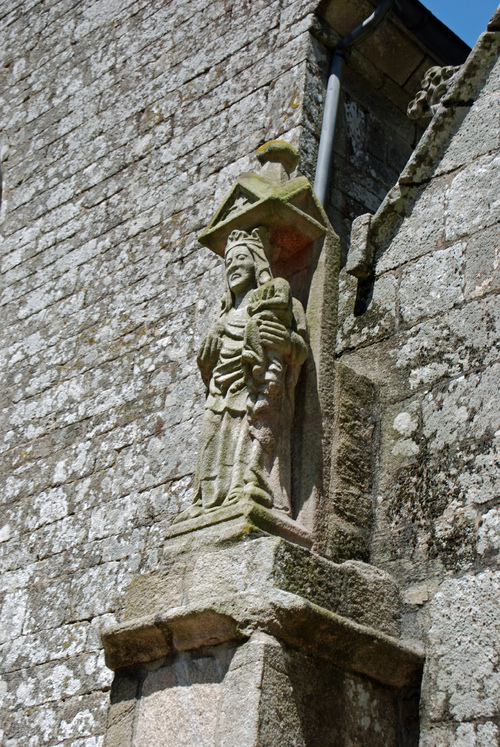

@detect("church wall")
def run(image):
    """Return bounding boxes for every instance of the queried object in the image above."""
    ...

[0,0,493,744]
[0,0,318,742]
[337,40,500,745]
[302,42,425,259]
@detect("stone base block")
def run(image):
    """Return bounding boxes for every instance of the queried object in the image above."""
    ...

[165,496,313,549]
[127,519,401,634]
[103,525,421,684]
[104,632,421,747]
[102,526,423,745]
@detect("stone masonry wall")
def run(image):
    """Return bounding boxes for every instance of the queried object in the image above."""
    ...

[297,9,430,260]
[0,0,327,743]
[0,0,488,744]
[338,28,500,745]
[306,46,426,260]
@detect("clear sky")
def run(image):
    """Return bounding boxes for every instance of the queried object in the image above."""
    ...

[420,0,498,47]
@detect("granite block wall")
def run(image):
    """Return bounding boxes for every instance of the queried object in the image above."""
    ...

[0,0,323,742]
[0,0,493,743]
[337,32,500,745]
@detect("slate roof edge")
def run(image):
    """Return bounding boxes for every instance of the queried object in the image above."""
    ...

[392,0,470,65]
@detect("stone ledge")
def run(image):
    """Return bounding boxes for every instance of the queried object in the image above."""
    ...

[101,589,423,689]
[128,528,400,636]
[165,497,313,549]
[103,526,418,690]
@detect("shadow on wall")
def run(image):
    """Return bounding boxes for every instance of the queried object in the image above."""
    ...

[106,638,421,746]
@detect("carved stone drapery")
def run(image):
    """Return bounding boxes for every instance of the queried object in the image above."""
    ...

[175,227,308,522]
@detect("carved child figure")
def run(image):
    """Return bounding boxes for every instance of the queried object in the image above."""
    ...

[242,276,293,413]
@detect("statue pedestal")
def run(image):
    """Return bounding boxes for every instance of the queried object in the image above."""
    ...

[165,497,313,549]
[101,523,423,746]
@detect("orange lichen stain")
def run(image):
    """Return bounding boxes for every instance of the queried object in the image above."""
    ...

[270,225,309,259]
[289,90,301,109]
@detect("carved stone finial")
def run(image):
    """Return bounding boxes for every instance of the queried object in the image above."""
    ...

[256,140,299,184]
[407,65,460,120]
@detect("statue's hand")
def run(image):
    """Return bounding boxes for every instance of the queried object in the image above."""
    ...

[197,325,223,385]
[256,319,291,357]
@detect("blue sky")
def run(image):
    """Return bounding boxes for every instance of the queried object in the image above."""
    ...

[421,0,498,47]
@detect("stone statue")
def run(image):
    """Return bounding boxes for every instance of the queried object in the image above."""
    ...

[176,228,308,522]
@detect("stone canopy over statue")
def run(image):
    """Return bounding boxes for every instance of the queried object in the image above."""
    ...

[176,227,308,522]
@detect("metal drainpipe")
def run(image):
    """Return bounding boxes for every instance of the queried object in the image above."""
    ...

[313,0,394,206]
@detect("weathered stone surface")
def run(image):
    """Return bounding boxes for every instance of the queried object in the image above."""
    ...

[407,65,460,120]
[434,91,499,176]
[420,721,500,746]
[445,152,500,241]
[100,528,422,693]
[0,1,320,739]
[0,0,494,744]
[337,269,397,354]
[398,242,465,325]
[326,362,376,560]
[103,631,420,746]
[335,18,500,747]
[375,176,447,276]
[128,528,401,637]
[104,670,139,747]
[134,645,234,747]
[215,634,306,747]
[422,572,500,722]
[372,363,499,581]
[103,589,422,688]
[464,223,500,301]
[345,212,374,279]
[395,295,500,391]
[396,31,499,187]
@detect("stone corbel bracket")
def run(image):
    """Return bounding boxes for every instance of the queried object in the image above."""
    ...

[102,529,423,690]
[102,590,422,689]
[345,212,374,279]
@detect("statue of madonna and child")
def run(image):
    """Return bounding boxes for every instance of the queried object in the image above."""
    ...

[175,227,308,523]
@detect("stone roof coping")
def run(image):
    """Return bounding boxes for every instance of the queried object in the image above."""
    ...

[346,22,499,279]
